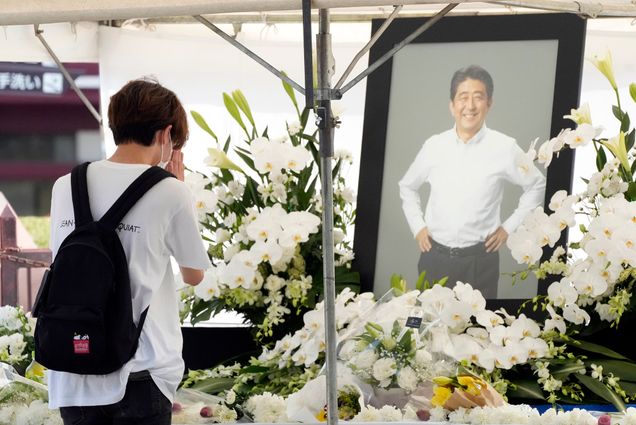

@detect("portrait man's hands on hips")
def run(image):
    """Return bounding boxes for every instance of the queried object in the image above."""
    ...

[485,226,508,253]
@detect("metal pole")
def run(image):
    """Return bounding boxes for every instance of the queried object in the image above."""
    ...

[33,24,102,124]
[317,8,338,425]
[338,3,458,96]
[194,15,306,96]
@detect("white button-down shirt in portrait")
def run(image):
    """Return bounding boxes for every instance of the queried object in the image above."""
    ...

[399,125,546,248]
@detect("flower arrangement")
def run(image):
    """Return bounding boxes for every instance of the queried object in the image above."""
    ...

[179,83,359,344]
[0,306,34,373]
[502,51,636,409]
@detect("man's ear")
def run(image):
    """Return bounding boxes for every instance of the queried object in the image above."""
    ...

[161,125,173,145]
[449,100,454,115]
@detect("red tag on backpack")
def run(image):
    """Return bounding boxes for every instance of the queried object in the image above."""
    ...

[73,336,90,354]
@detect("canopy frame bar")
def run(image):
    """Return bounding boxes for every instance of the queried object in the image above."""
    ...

[334,4,403,91]
[337,2,458,96]
[194,14,307,96]
[33,24,103,125]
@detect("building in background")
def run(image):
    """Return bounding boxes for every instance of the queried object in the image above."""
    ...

[0,62,102,216]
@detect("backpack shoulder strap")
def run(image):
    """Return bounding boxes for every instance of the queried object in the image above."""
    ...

[99,166,175,230]
[70,162,94,227]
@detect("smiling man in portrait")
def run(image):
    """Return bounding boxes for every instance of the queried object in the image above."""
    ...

[398,65,546,298]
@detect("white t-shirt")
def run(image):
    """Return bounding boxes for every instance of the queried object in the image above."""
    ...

[47,160,210,408]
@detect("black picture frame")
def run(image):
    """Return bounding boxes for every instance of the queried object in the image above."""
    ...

[353,13,586,313]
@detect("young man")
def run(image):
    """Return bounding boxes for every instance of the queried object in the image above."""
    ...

[398,65,545,298]
[48,79,210,424]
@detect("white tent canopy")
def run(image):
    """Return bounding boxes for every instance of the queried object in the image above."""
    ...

[2,0,636,26]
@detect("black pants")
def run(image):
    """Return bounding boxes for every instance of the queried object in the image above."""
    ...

[59,371,172,425]
[418,239,499,299]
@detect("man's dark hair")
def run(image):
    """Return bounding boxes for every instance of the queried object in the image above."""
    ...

[450,65,494,101]
[108,78,188,149]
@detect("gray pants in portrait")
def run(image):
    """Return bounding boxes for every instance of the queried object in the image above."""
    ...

[418,239,499,299]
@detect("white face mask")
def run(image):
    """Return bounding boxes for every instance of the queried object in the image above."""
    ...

[156,137,173,169]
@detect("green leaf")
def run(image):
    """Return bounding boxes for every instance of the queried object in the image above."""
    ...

[244,177,264,208]
[390,274,407,295]
[551,362,586,377]
[223,135,232,153]
[332,158,342,180]
[596,145,607,172]
[618,380,636,396]
[621,112,631,133]
[300,107,311,128]
[630,83,636,103]
[234,148,258,173]
[232,90,255,128]
[240,365,270,374]
[575,374,626,412]
[588,360,636,381]
[612,105,624,122]
[506,379,545,400]
[281,71,298,111]
[627,129,636,154]
[223,92,247,132]
[435,276,449,287]
[335,269,360,285]
[627,182,636,202]
[415,271,427,291]
[566,339,628,360]
[190,110,218,141]
[191,377,235,394]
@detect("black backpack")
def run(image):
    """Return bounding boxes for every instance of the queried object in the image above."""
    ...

[33,162,174,375]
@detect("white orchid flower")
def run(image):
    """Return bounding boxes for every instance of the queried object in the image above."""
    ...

[510,314,541,338]
[453,281,486,314]
[246,216,282,242]
[489,324,523,347]
[521,337,549,359]
[476,310,504,329]
[250,240,284,264]
[571,270,608,297]
[465,326,490,344]
[562,303,591,325]
[544,304,567,334]
[192,188,218,220]
[551,207,575,231]
[564,123,595,148]
[537,138,556,168]
[184,172,211,192]
[440,300,472,330]
[284,144,312,172]
[477,347,496,372]
[547,278,578,308]
[450,334,482,365]
[507,228,543,264]
[193,268,220,301]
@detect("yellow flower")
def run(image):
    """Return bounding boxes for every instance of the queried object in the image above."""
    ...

[206,148,243,172]
[601,132,630,173]
[563,103,592,126]
[432,376,454,386]
[25,359,46,382]
[590,51,617,90]
[431,385,453,407]
[457,375,484,396]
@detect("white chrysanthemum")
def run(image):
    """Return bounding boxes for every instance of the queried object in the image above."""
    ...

[245,392,288,423]
[397,366,418,391]
[372,358,397,383]
[351,406,382,422]
[0,306,21,331]
[354,349,378,370]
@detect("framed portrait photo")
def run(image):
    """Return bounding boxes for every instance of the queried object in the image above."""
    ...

[353,13,586,311]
